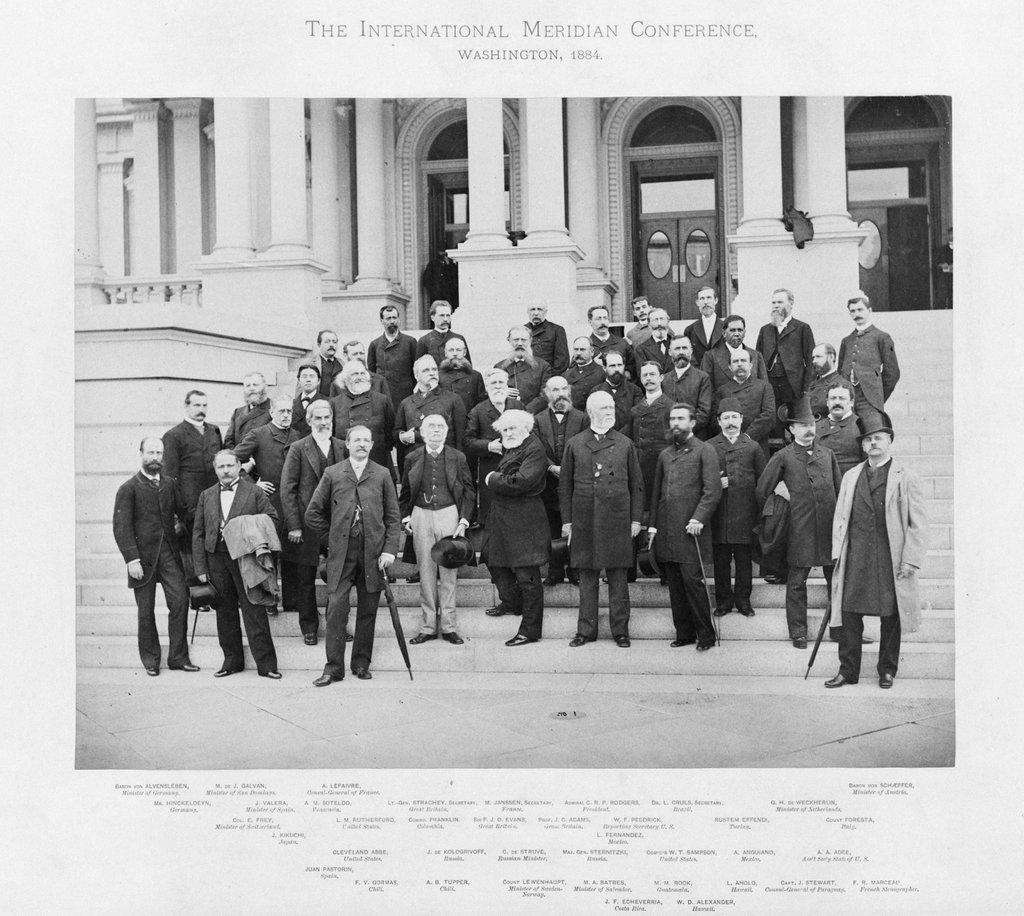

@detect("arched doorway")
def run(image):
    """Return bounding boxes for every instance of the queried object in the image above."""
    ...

[845,96,952,310]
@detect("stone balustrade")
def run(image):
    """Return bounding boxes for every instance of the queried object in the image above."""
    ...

[102,276,202,306]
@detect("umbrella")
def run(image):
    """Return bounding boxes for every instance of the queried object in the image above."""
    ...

[804,602,833,680]
[691,533,720,646]
[382,580,413,680]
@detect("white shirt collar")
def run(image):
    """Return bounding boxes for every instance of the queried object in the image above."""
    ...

[349,458,367,476]
[184,417,205,430]
[726,340,744,352]
[140,469,160,482]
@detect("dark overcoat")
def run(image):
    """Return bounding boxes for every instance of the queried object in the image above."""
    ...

[495,356,552,407]
[484,435,551,567]
[700,343,768,391]
[649,437,722,567]
[279,434,344,566]
[590,332,637,379]
[112,472,189,588]
[291,392,320,438]
[683,316,724,366]
[756,318,816,399]
[756,442,842,567]
[838,325,900,412]
[815,414,862,476]
[192,477,277,577]
[634,333,675,374]
[224,398,272,449]
[559,429,644,569]
[329,373,391,402]
[305,460,401,594]
[464,397,525,523]
[806,370,851,420]
[415,329,472,367]
[564,361,607,410]
[529,319,570,374]
[708,433,767,545]
[713,377,776,443]
[330,389,395,470]
[161,420,223,521]
[394,387,467,453]
[367,332,417,410]
[661,366,713,438]
[439,365,487,413]
[233,423,303,520]
[630,394,674,514]
[534,407,589,466]
[594,379,642,436]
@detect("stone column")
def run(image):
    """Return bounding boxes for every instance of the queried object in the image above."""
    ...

[335,102,355,284]
[165,99,204,272]
[75,99,106,304]
[309,98,342,287]
[566,97,605,271]
[803,96,856,231]
[97,161,126,277]
[352,98,390,286]
[210,97,255,259]
[737,96,784,235]
[791,96,809,211]
[266,98,311,257]
[461,97,510,250]
[520,98,569,247]
[128,101,164,275]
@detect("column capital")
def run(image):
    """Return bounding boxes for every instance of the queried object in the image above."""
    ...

[126,100,165,122]
[97,160,124,175]
[164,98,204,119]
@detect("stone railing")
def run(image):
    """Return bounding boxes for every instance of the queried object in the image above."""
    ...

[102,276,202,307]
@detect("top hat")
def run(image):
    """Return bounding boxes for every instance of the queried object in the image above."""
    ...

[635,531,661,579]
[189,581,220,612]
[777,396,816,426]
[430,535,475,569]
[549,536,570,568]
[717,396,743,417]
[856,411,895,441]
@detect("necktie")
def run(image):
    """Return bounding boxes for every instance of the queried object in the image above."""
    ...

[221,483,237,492]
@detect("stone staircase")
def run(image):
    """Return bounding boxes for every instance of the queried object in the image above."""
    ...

[75,312,953,682]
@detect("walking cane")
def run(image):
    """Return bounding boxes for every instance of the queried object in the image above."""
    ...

[691,532,720,647]
[804,601,833,680]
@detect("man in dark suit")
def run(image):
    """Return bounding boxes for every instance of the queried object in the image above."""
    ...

[806,343,850,420]
[700,314,768,391]
[495,325,552,407]
[839,292,901,423]
[193,450,281,678]
[563,337,607,411]
[224,372,272,449]
[648,403,723,650]
[334,340,391,401]
[331,360,395,474]
[113,437,199,676]
[394,355,467,471]
[162,389,223,528]
[588,304,636,380]
[234,396,303,618]
[304,329,343,398]
[439,337,486,413]
[305,426,400,684]
[560,391,644,648]
[661,336,713,439]
[712,350,776,452]
[683,285,725,366]
[815,382,861,476]
[533,376,589,586]
[280,400,344,645]
[400,415,476,645]
[292,364,322,438]
[633,307,675,374]
[707,398,767,619]
[625,295,652,348]
[594,350,641,436]
[416,300,471,366]
[368,305,417,412]
[526,303,569,374]
[756,288,816,441]
[630,361,674,523]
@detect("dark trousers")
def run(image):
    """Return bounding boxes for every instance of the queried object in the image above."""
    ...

[839,611,902,680]
[283,560,319,636]
[786,564,833,640]
[541,485,567,580]
[577,567,630,639]
[492,565,544,640]
[323,529,379,678]
[665,561,716,646]
[133,542,190,670]
[207,550,279,675]
[712,543,753,611]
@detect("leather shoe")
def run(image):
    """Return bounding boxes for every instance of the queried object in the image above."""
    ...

[825,673,855,688]
[713,606,733,617]
[213,668,237,678]
[406,572,420,583]
[303,633,318,646]
[442,632,464,645]
[266,607,278,617]
[260,670,283,679]
[879,672,894,689]
[171,663,200,672]
[696,642,714,652]
[567,573,579,586]
[615,635,631,648]
[542,577,564,587]
[670,639,696,648]
[763,574,784,584]
[345,633,354,642]
[569,635,592,647]
[505,634,537,647]
[353,667,372,680]
[409,633,436,644]
[792,637,808,649]
[144,666,159,677]
[313,673,340,687]
[485,605,519,616]
[737,605,755,617]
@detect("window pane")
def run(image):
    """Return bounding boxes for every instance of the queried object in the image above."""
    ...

[446,191,468,224]
[641,177,715,213]
[646,231,672,279]
[848,163,926,201]
[858,220,882,269]
[685,229,712,277]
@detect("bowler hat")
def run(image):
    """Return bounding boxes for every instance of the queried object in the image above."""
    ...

[717,396,743,417]
[777,396,816,426]
[549,536,570,568]
[189,581,220,612]
[635,532,661,579]
[430,535,475,569]
[856,411,895,441]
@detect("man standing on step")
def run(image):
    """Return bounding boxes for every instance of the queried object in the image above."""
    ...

[815,382,862,478]
[594,350,641,437]
[682,286,725,367]
[162,389,222,531]
[826,412,928,690]
[561,390,644,648]
[661,336,713,438]
[712,350,775,454]
[700,314,768,392]
[224,372,272,450]
[564,337,606,411]
[838,292,901,424]
[368,305,417,413]
[193,450,282,679]
[630,361,674,525]
[495,325,552,408]
[394,355,467,473]
[331,360,396,475]
[303,329,343,398]
[806,344,849,421]
[526,303,569,375]
[755,397,842,649]
[756,288,815,444]
[291,364,322,438]
[113,437,199,676]
[280,400,345,646]
[625,295,653,348]
[334,340,391,401]
[400,414,475,647]
[438,336,486,414]
[648,402,722,651]
[306,426,400,685]
[415,300,471,367]
[588,304,637,381]
[707,398,766,620]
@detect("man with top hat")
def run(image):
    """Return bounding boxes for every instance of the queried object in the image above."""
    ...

[825,413,928,689]
[113,436,199,676]
[838,292,901,423]
[707,398,767,619]
[483,409,551,645]
[305,426,400,685]
[560,390,644,648]
[756,396,843,648]
[648,402,722,650]
[815,381,862,478]
[399,414,475,645]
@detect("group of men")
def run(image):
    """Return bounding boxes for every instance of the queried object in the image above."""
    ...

[112,285,926,690]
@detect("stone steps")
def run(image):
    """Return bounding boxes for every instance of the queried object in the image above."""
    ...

[75,633,954,679]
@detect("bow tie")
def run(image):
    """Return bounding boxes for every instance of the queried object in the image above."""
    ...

[220,483,237,492]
